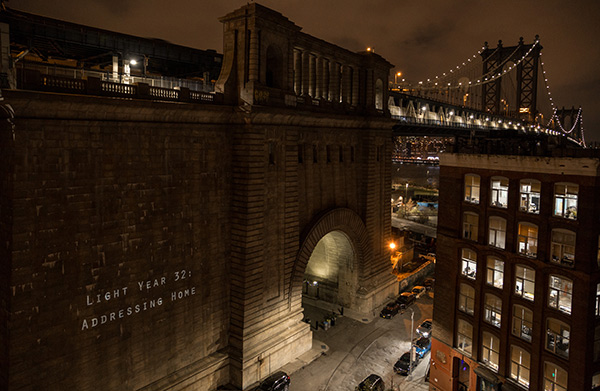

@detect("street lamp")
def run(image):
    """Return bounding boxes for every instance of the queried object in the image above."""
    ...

[408,308,415,376]
[404,183,409,217]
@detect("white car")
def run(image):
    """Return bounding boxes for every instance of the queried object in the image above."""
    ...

[416,319,433,338]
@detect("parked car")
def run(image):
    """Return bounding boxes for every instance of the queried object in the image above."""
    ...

[395,292,416,309]
[380,302,401,319]
[256,371,290,391]
[393,352,417,375]
[424,277,435,290]
[416,319,433,338]
[411,286,426,298]
[355,374,385,391]
[419,252,436,262]
[414,336,431,359]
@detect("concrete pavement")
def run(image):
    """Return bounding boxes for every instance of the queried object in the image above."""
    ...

[284,291,434,391]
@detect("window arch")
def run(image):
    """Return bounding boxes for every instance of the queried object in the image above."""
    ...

[484,293,502,328]
[554,182,578,220]
[456,319,473,355]
[461,248,477,279]
[510,346,530,387]
[490,176,508,208]
[550,229,575,267]
[514,264,535,300]
[517,222,538,257]
[546,318,570,359]
[464,174,480,204]
[265,45,283,89]
[486,256,504,288]
[463,212,479,241]
[512,304,533,341]
[488,217,506,249]
[548,275,573,314]
[458,283,475,315]
[520,179,540,214]
[481,332,500,370]
[544,361,567,390]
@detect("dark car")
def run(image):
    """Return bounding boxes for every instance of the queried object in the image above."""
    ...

[416,319,433,338]
[393,352,417,375]
[424,277,435,290]
[380,302,401,319]
[355,374,384,391]
[256,371,290,391]
[395,292,416,309]
[414,336,431,359]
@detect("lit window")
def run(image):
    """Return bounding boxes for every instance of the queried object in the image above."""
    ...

[515,265,535,301]
[544,362,567,391]
[484,294,502,328]
[488,217,506,249]
[546,318,570,359]
[464,174,480,204]
[456,319,473,355]
[548,275,572,315]
[461,248,477,280]
[490,176,508,208]
[520,179,540,214]
[554,183,578,220]
[458,283,475,315]
[595,325,600,362]
[486,257,504,289]
[510,345,530,388]
[598,236,600,268]
[463,212,479,241]
[596,283,600,317]
[517,222,538,257]
[512,305,533,342]
[481,332,500,370]
[550,229,575,267]
[593,372,600,390]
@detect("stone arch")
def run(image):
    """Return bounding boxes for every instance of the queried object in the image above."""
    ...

[266,44,283,89]
[288,208,371,308]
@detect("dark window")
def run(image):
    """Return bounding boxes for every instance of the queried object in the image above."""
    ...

[326,145,331,163]
[339,146,344,162]
[351,146,355,162]
[269,143,275,165]
[313,145,318,163]
[298,144,304,164]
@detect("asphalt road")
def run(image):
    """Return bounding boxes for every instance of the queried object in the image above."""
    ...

[290,291,433,391]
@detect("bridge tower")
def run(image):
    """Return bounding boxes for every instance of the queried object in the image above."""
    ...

[480,37,542,122]
[554,106,583,141]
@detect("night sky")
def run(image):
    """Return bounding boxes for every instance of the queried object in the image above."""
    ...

[15,0,600,143]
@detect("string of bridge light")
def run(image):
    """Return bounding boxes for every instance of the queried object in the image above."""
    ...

[540,55,586,144]
[411,39,540,91]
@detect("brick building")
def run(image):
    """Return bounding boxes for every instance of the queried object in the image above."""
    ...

[431,150,600,390]
[0,4,398,391]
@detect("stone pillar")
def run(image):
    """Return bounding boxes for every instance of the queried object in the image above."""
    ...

[315,57,323,98]
[330,62,340,103]
[322,59,330,100]
[309,54,317,98]
[301,51,310,96]
[351,66,359,106]
[248,28,259,82]
[294,49,302,95]
[341,65,351,104]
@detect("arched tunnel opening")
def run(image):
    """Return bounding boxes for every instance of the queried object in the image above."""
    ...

[301,230,358,325]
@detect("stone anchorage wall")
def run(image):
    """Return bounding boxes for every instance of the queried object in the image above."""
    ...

[1,3,400,390]
[3,91,233,391]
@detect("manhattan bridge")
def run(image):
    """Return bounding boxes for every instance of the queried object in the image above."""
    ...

[388,36,585,162]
